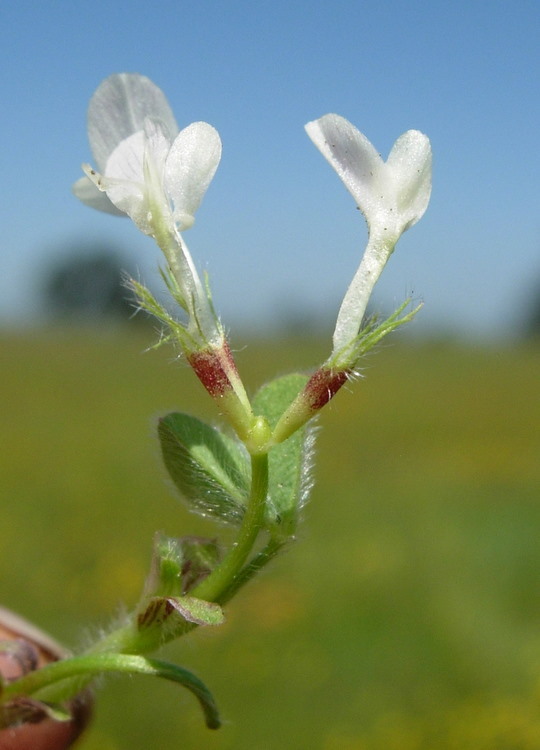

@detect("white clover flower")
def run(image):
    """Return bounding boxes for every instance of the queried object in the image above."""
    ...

[73,73,224,351]
[74,74,256,436]
[73,73,221,237]
[305,114,432,355]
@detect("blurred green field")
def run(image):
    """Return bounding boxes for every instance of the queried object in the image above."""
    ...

[1,327,540,749]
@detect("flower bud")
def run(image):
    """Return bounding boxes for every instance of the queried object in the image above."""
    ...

[0,607,92,749]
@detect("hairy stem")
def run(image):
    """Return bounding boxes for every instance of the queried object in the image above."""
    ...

[192,452,269,602]
[217,537,285,605]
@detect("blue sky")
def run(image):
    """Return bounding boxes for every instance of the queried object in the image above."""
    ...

[1,0,539,338]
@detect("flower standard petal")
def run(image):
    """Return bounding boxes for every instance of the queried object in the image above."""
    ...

[87,73,178,172]
[165,123,222,230]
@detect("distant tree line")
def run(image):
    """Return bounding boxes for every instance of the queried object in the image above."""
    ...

[525,277,540,338]
[42,243,144,323]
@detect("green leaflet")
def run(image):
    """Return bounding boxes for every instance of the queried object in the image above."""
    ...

[158,377,316,537]
[253,373,315,537]
[158,413,250,524]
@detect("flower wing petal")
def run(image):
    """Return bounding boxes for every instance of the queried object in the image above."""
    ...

[103,130,146,182]
[87,73,179,171]
[165,122,222,230]
[89,172,149,234]
[305,114,383,218]
[386,130,432,230]
[72,175,126,215]
[86,130,151,233]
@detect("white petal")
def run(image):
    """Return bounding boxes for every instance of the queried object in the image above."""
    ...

[305,114,383,218]
[386,130,432,230]
[141,120,175,234]
[87,73,178,171]
[100,124,175,237]
[98,176,149,234]
[104,130,146,182]
[332,235,394,353]
[72,175,125,216]
[84,158,150,234]
[142,118,172,184]
[165,122,222,229]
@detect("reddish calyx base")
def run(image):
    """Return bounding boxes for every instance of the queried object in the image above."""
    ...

[305,367,350,411]
[188,342,238,399]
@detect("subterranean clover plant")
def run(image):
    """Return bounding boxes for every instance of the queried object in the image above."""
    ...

[0,74,432,735]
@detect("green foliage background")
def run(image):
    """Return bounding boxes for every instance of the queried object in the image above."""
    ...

[1,329,540,749]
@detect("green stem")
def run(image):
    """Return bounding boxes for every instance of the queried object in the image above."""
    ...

[1,653,220,729]
[217,537,285,605]
[191,452,269,602]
